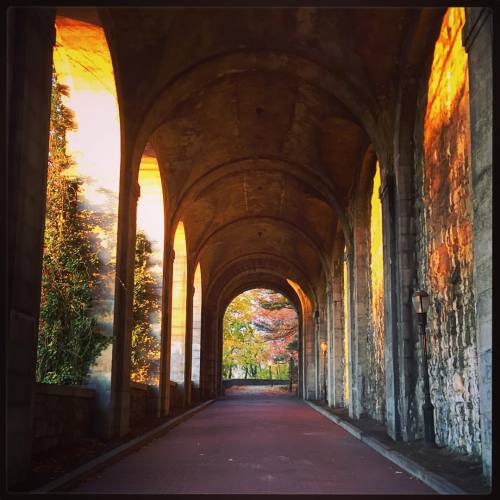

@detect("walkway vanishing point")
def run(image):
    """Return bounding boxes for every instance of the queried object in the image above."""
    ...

[69,389,434,495]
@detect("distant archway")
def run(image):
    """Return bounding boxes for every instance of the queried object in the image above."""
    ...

[222,289,299,387]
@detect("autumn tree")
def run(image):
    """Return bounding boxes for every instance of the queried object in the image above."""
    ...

[36,69,110,385]
[130,231,161,383]
[223,289,299,380]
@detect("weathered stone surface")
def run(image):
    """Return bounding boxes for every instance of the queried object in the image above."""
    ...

[32,384,95,454]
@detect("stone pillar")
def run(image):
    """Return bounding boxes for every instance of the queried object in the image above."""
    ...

[318,305,328,403]
[184,275,195,407]
[6,7,55,487]
[380,175,401,440]
[330,263,345,407]
[352,223,369,419]
[325,285,334,406]
[159,244,174,415]
[303,311,316,399]
[108,179,139,438]
[462,7,492,485]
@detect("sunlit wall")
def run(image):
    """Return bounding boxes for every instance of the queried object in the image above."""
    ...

[419,7,480,455]
[191,263,202,387]
[135,149,164,386]
[343,250,350,406]
[52,15,120,400]
[368,161,385,422]
[170,222,187,385]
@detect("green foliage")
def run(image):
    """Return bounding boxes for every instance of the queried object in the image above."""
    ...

[36,69,111,385]
[222,289,299,380]
[222,292,266,379]
[130,231,161,383]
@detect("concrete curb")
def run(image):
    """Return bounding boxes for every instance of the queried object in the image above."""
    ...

[305,401,467,495]
[31,399,216,493]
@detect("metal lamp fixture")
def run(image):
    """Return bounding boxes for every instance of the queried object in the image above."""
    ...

[412,289,430,315]
[412,289,435,446]
[320,341,328,404]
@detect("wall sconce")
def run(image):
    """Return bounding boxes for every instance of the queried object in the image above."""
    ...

[412,289,435,446]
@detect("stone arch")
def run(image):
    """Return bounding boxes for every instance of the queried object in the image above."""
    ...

[170,158,352,248]
[213,271,310,399]
[129,49,382,176]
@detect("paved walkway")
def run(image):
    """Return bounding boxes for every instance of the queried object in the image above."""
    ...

[70,389,435,494]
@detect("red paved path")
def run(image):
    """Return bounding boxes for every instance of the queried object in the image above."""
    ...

[70,389,435,494]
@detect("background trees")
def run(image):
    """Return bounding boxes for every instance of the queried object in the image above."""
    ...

[130,231,161,383]
[222,289,298,380]
[36,70,110,385]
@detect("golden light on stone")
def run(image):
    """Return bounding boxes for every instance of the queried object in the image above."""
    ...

[421,8,479,454]
[286,279,307,309]
[424,7,472,296]
[343,251,350,404]
[370,161,385,388]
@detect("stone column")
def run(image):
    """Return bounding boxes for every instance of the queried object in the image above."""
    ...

[159,244,174,415]
[325,284,335,406]
[108,180,140,438]
[331,263,345,407]
[303,311,316,399]
[352,224,369,419]
[462,7,492,485]
[6,8,55,487]
[184,275,195,407]
[380,175,401,440]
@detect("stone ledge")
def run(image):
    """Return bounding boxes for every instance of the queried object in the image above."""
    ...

[35,383,95,399]
[129,381,149,391]
[306,400,468,495]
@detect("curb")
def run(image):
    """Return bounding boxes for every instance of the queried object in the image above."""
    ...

[31,399,215,493]
[305,401,467,495]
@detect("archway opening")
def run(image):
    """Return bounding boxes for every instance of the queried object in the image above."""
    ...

[170,221,188,401]
[191,263,202,401]
[36,12,120,392]
[130,145,164,388]
[222,288,298,397]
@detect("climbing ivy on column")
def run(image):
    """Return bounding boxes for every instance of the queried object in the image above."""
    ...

[36,69,111,385]
[130,230,161,383]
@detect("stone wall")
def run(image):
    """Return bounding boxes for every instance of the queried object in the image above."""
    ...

[365,163,386,424]
[413,8,481,457]
[33,383,95,454]
[129,381,158,427]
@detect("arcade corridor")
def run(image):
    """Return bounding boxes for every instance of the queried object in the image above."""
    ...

[6,5,492,494]
[70,392,434,495]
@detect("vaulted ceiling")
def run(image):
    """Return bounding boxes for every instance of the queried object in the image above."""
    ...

[62,6,441,304]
